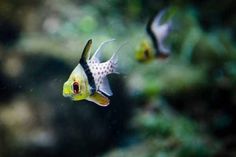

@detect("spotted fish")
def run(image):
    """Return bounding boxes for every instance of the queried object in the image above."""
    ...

[63,39,120,107]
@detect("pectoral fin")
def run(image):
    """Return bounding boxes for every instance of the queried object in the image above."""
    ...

[87,92,110,107]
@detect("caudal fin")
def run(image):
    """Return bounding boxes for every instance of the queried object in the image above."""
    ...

[109,42,127,74]
[109,52,118,73]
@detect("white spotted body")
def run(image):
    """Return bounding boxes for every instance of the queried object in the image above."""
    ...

[88,54,117,96]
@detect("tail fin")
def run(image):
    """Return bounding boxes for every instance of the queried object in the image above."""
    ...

[109,42,127,74]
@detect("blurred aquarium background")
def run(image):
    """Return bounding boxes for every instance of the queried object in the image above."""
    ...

[0,0,235,157]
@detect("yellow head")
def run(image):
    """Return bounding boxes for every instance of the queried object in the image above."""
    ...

[135,40,155,62]
[63,64,90,101]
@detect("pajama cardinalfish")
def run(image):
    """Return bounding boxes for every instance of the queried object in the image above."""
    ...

[136,9,173,62]
[63,39,120,107]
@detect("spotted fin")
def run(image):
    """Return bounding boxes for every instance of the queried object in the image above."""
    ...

[87,92,110,107]
[99,77,113,96]
[90,39,115,63]
[80,39,92,62]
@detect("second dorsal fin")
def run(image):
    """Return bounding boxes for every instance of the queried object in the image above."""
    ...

[90,39,115,63]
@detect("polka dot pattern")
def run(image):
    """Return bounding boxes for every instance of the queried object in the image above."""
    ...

[88,59,117,90]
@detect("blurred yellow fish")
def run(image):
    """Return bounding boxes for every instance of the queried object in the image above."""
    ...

[136,8,175,62]
[63,39,120,107]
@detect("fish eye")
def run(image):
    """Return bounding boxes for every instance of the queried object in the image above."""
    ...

[72,82,80,94]
[144,49,150,59]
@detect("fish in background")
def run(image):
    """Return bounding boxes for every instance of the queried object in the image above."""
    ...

[63,39,121,107]
[136,9,175,62]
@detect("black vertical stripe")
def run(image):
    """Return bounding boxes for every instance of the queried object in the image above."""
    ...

[80,60,96,95]
[146,16,160,57]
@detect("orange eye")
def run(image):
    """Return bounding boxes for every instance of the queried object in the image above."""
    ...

[72,82,80,94]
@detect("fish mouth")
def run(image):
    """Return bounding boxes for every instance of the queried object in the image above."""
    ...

[63,92,71,97]
[63,84,71,98]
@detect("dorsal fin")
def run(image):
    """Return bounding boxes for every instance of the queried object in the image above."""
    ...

[90,39,115,63]
[99,76,113,96]
[80,39,92,62]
